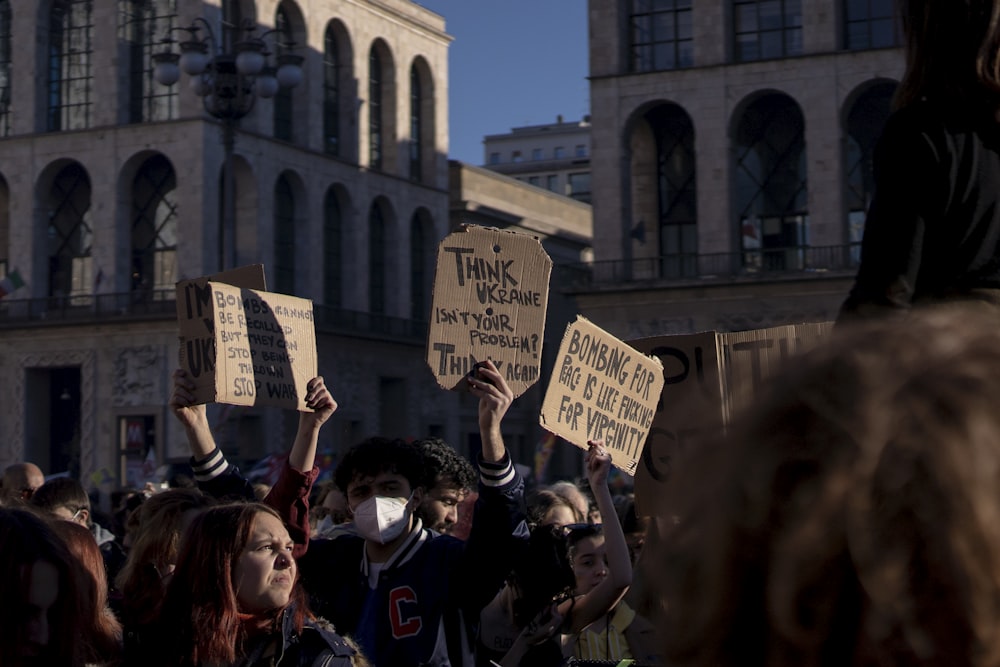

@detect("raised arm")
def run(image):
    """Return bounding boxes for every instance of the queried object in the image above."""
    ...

[468,359,512,464]
[264,377,337,553]
[169,369,214,459]
[170,369,253,499]
[557,441,632,633]
[288,376,338,473]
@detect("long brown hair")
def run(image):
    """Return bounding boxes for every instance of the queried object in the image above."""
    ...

[115,488,212,628]
[895,0,1000,109]
[0,508,87,667]
[658,306,1000,667]
[51,520,123,663]
[153,503,309,666]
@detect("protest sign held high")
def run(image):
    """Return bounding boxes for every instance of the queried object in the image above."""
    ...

[426,225,552,398]
[540,316,665,475]
[629,322,831,513]
[176,265,318,411]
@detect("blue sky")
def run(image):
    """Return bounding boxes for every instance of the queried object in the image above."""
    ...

[414,1,590,166]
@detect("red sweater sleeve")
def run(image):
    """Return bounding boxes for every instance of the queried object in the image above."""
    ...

[263,459,319,559]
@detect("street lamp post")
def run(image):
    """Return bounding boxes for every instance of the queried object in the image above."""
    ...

[152,19,303,271]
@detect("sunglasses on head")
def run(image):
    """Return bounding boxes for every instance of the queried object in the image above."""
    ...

[559,522,602,539]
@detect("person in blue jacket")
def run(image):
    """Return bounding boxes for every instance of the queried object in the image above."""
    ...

[171,360,528,666]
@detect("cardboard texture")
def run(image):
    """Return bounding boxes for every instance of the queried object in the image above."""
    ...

[176,265,267,402]
[426,225,552,397]
[539,316,665,476]
[176,265,318,410]
[629,322,833,514]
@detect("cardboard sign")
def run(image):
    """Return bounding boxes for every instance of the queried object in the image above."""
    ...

[539,316,665,475]
[426,225,552,397]
[176,265,267,401]
[175,266,318,410]
[629,322,832,513]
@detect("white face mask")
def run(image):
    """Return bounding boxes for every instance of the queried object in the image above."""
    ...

[352,494,412,545]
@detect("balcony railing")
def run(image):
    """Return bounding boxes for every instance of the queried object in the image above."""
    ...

[0,290,428,343]
[556,244,862,290]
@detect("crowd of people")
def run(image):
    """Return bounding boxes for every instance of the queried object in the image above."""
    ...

[0,359,654,667]
[9,0,1000,664]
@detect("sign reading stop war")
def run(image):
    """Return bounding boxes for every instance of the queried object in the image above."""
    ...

[426,225,552,397]
[540,317,665,475]
[176,266,317,410]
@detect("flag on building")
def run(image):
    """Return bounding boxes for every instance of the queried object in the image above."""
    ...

[0,269,25,298]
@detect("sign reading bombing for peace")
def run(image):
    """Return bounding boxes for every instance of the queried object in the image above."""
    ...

[176,265,317,411]
[426,225,552,398]
[540,316,665,475]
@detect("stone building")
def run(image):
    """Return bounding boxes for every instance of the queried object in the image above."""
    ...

[482,116,593,203]
[0,0,542,488]
[579,0,904,338]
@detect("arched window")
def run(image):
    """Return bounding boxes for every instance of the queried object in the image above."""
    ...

[273,5,294,142]
[274,175,295,294]
[734,93,808,270]
[131,154,177,297]
[845,82,895,261]
[647,105,697,277]
[410,210,433,321]
[369,202,385,313]
[0,0,11,137]
[324,25,340,156]
[732,0,802,62]
[844,0,900,50]
[0,174,9,275]
[221,0,252,52]
[323,188,342,306]
[47,163,93,301]
[48,0,94,131]
[410,65,422,181]
[369,48,383,170]
[630,0,692,72]
[121,0,177,123]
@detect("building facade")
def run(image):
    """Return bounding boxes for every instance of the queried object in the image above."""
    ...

[0,0,548,489]
[482,116,592,203]
[580,0,904,339]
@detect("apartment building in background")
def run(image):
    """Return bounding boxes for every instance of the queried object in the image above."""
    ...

[576,0,903,338]
[482,116,593,203]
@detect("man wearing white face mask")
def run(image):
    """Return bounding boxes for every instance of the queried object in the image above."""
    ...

[292,359,527,667]
[172,360,527,666]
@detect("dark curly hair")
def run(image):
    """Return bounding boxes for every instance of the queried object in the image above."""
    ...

[413,437,477,492]
[334,437,428,495]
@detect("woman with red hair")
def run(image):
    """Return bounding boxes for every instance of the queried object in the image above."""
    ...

[145,502,363,666]
[51,520,123,665]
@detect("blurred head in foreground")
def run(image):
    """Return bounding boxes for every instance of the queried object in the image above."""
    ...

[658,306,1000,667]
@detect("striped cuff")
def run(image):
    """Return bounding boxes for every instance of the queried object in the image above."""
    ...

[190,447,229,483]
[478,451,516,488]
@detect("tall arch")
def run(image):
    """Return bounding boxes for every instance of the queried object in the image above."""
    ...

[120,0,178,123]
[273,172,300,294]
[368,199,386,313]
[221,0,256,51]
[0,172,8,275]
[48,0,94,131]
[409,57,436,184]
[410,208,434,321]
[368,39,397,172]
[732,92,808,271]
[843,80,896,260]
[41,161,93,301]
[0,0,10,136]
[323,184,348,307]
[273,1,307,145]
[130,154,177,297]
[323,20,355,158]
